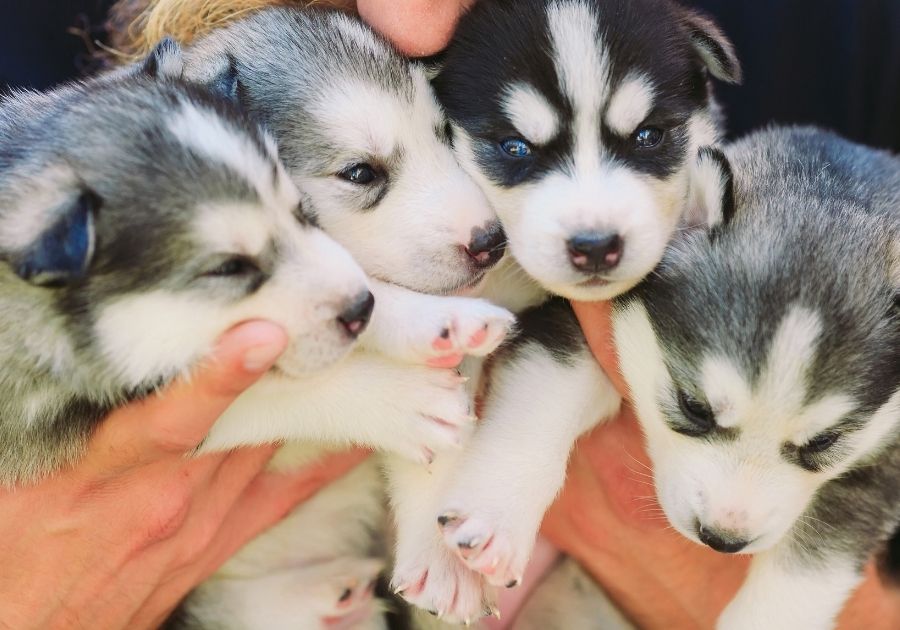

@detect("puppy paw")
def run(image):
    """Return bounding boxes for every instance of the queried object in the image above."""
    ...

[398,297,514,368]
[384,367,475,464]
[391,544,498,624]
[313,557,385,620]
[437,511,531,589]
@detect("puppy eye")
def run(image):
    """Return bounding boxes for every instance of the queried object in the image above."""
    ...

[676,389,716,434]
[500,137,533,158]
[205,256,260,277]
[634,126,664,149]
[802,431,840,454]
[338,163,382,185]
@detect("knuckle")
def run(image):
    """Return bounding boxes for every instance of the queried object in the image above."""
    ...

[132,474,193,549]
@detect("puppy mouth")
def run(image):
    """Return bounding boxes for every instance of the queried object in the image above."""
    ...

[576,276,611,288]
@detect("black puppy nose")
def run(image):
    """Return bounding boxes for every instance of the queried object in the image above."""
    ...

[337,291,375,338]
[567,232,623,273]
[465,223,506,269]
[698,525,749,554]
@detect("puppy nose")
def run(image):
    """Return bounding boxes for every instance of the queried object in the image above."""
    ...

[337,291,374,338]
[697,524,749,554]
[567,232,623,273]
[465,223,506,269]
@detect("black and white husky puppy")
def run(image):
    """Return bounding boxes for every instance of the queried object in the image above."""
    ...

[0,52,369,486]
[613,127,900,630]
[388,0,742,621]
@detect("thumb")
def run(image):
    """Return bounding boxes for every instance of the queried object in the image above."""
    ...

[86,321,288,471]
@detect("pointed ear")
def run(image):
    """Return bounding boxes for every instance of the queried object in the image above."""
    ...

[141,36,184,79]
[15,190,100,286]
[684,146,735,230]
[676,7,742,84]
[206,54,242,104]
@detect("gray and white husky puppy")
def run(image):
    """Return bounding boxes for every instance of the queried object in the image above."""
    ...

[142,8,516,629]
[0,51,370,486]
[613,127,900,629]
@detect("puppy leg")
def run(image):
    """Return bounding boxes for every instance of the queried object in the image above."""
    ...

[361,278,514,368]
[385,453,498,625]
[203,352,474,464]
[717,547,862,630]
[438,300,620,588]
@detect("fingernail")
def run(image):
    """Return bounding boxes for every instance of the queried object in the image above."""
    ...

[243,342,285,372]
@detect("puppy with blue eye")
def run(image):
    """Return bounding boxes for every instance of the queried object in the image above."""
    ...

[613,127,900,630]
[385,0,744,621]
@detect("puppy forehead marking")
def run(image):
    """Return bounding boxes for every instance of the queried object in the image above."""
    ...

[760,305,822,410]
[167,102,277,202]
[605,74,656,137]
[194,203,271,256]
[547,0,609,173]
[314,81,404,159]
[502,83,560,145]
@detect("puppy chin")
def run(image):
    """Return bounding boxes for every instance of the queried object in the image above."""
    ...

[273,337,354,377]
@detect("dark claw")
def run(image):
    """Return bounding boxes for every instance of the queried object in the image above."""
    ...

[506,579,519,588]
[428,609,439,617]
[338,587,353,602]
[439,327,451,339]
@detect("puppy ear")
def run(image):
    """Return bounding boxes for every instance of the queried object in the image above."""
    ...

[676,7,742,84]
[141,36,184,79]
[15,190,100,286]
[684,146,735,230]
[207,54,242,104]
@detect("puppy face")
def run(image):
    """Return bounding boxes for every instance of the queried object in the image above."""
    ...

[435,0,740,300]
[182,9,504,295]
[0,78,369,392]
[613,137,900,555]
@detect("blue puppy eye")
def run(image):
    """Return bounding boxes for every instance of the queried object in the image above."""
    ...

[635,126,664,149]
[500,138,533,158]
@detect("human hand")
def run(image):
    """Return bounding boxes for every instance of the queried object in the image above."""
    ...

[356,0,475,56]
[0,321,369,630]
[541,301,900,629]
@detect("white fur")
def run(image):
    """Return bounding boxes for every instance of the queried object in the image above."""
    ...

[96,224,367,387]
[614,300,900,630]
[388,344,620,622]
[605,73,655,137]
[547,0,608,174]
[502,83,561,145]
[168,101,292,208]
[717,550,862,630]
[301,70,497,295]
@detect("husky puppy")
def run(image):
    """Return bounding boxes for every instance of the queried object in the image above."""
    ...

[385,0,742,621]
[613,127,900,629]
[142,8,516,628]
[0,54,371,486]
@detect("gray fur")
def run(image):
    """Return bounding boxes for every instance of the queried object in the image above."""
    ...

[620,125,900,577]
[0,67,301,484]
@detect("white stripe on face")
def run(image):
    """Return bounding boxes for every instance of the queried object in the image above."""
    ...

[761,305,823,414]
[547,0,609,175]
[502,82,561,145]
[605,73,656,137]
[168,101,278,204]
